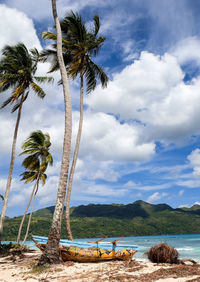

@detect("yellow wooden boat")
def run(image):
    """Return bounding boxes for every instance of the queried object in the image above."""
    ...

[35,243,136,262]
[60,246,136,262]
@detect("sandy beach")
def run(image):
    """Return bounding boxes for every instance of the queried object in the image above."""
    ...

[0,250,200,282]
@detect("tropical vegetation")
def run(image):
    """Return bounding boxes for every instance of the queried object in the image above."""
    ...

[41,11,108,240]
[0,43,53,241]
[3,201,200,241]
[17,130,53,245]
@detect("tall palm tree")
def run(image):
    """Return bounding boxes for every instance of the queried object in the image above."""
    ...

[0,43,53,242]
[17,130,53,245]
[41,11,108,240]
[38,0,72,265]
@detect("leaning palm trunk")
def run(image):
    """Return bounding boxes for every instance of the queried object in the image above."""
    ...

[17,180,38,244]
[38,0,72,265]
[65,75,83,240]
[0,92,24,243]
[22,179,39,245]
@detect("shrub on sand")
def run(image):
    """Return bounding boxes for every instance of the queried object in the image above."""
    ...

[146,243,179,264]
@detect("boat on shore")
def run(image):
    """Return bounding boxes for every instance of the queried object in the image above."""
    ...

[35,242,137,262]
[60,246,136,262]
[32,235,137,262]
[32,235,138,251]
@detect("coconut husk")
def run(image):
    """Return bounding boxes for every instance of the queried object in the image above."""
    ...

[146,243,179,264]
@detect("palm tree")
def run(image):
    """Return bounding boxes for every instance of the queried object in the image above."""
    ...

[0,43,53,242]
[17,130,53,245]
[38,0,72,265]
[41,11,108,240]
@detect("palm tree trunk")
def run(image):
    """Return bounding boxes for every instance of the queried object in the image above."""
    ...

[17,181,37,244]
[38,0,72,265]
[0,92,24,243]
[66,74,84,240]
[22,178,39,245]
[17,172,40,244]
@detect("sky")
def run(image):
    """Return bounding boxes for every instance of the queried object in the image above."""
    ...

[1,0,200,217]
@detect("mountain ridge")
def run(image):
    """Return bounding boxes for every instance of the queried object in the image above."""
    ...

[3,200,200,241]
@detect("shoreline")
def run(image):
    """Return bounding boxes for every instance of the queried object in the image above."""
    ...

[0,250,200,282]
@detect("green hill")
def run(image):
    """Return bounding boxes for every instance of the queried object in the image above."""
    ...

[3,201,200,241]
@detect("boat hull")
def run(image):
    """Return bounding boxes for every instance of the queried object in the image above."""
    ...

[60,247,136,262]
[36,243,136,262]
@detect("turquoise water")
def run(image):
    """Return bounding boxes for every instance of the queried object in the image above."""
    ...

[4,233,200,262]
[77,234,200,262]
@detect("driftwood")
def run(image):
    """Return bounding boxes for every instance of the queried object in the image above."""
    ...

[178,258,197,265]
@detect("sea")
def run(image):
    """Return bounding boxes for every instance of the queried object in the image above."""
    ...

[3,233,200,262]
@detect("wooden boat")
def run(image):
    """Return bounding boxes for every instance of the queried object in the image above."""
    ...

[60,246,136,262]
[32,235,138,251]
[35,242,137,262]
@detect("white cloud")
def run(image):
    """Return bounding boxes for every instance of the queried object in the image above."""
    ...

[123,181,171,191]
[179,201,200,208]
[176,179,200,188]
[83,184,126,197]
[0,4,41,52]
[147,192,168,203]
[172,37,200,65]
[79,111,155,161]
[86,51,200,143]
[123,181,137,188]
[178,190,184,196]
[138,183,171,191]
[187,149,200,177]
[4,0,107,21]
[8,194,25,207]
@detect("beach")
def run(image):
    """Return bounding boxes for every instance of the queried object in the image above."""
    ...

[0,250,200,282]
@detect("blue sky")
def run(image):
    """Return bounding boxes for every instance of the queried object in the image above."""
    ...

[1,0,200,217]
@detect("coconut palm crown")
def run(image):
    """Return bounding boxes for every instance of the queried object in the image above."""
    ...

[40,11,108,240]
[17,130,53,244]
[0,43,53,112]
[0,43,53,241]
[41,11,108,92]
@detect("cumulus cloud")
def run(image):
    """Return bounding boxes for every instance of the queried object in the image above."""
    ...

[187,149,200,176]
[0,4,41,52]
[172,37,200,65]
[147,192,168,203]
[79,111,155,161]
[86,51,200,143]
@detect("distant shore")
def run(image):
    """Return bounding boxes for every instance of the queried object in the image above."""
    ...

[0,249,200,282]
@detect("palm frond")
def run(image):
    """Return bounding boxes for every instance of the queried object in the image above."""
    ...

[39,49,57,63]
[30,48,40,63]
[22,155,40,170]
[93,14,100,36]
[41,174,47,186]
[85,60,108,93]
[11,83,25,100]
[31,82,46,98]
[11,91,29,113]
[1,96,13,109]
[34,76,54,83]
[20,171,38,183]
[41,31,57,41]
